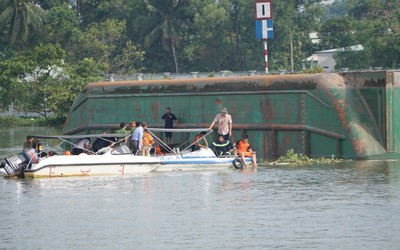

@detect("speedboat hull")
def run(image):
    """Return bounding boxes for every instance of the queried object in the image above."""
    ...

[154,148,253,172]
[145,128,256,172]
[24,155,161,178]
[1,151,161,178]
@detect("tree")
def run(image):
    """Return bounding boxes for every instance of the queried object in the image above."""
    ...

[53,58,102,118]
[0,57,28,109]
[184,0,231,72]
[323,0,400,70]
[270,0,324,72]
[226,0,260,71]
[0,44,104,119]
[43,3,81,58]
[0,44,65,118]
[141,0,191,73]
[75,19,145,75]
[0,0,46,47]
[363,0,400,69]
[16,44,66,118]
[318,17,358,49]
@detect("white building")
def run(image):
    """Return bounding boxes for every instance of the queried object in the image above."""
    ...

[302,44,364,72]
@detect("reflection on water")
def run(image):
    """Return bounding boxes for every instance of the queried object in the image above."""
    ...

[1,128,400,249]
[1,161,400,249]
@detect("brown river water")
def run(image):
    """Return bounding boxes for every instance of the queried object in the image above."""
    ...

[1,127,400,249]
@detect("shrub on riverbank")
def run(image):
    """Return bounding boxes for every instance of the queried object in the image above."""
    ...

[0,116,65,127]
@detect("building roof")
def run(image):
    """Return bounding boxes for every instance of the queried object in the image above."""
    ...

[302,54,318,62]
[318,44,364,53]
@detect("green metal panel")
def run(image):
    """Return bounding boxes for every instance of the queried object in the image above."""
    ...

[309,133,339,157]
[386,71,400,153]
[64,72,400,160]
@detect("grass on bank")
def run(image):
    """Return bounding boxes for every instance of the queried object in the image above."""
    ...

[270,149,349,165]
[0,116,65,127]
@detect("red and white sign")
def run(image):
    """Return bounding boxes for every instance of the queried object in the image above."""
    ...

[254,0,272,20]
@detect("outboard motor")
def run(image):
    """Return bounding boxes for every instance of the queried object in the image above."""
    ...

[1,148,39,177]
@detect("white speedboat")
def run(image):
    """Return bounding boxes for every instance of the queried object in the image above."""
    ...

[0,134,161,178]
[147,128,253,172]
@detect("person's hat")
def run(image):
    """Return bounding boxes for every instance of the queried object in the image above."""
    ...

[220,107,228,113]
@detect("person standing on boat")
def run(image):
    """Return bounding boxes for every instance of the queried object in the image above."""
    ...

[22,136,38,150]
[142,123,155,156]
[115,122,131,146]
[162,107,178,145]
[128,121,136,133]
[126,121,136,151]
[209,107,232,140]
[131,121,144,155]
[116,122,129,134]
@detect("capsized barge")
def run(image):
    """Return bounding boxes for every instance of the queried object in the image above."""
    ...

[63,71,400,161]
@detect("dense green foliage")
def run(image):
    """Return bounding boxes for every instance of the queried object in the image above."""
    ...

[0,115,62,126]
[0,0,400,121]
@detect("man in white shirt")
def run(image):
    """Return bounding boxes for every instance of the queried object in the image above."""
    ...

[209,107,232,140]
[131,121,144,154]
[72,138,91,155]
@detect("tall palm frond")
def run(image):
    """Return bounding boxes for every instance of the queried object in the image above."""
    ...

[0,0,46,47]
[143,0,190,73]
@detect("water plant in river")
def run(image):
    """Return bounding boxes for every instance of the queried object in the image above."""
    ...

[271,149,347,165]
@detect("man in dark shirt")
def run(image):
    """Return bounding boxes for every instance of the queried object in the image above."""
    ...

[92,131,116,153]
[210,135,235,156]
[23,136,38,150]
[161,107,178,145]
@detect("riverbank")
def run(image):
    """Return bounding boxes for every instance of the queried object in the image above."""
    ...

[0,116,64,127]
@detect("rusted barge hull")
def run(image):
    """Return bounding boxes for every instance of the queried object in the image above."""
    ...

[64,71,400,161]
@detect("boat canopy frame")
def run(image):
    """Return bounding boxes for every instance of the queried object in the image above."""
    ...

[29,134,131,155]
[147,128,213,154]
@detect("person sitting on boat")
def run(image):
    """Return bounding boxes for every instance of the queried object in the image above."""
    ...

[236,135,258,168]
[141,123,155,156]
[191,131,208,151]
[23,136,38,150]
[71,138,91,155]
[92,131,116,153]
[210,135,236,156]
[36,143,47,157]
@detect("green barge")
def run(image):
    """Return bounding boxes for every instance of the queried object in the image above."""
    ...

[63,71,400,161]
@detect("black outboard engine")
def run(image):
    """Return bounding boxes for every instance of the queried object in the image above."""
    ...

[1,148,39,177]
